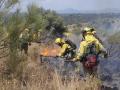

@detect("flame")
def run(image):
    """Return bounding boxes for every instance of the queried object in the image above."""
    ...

[40,46,60,57]
[41,49,49,56]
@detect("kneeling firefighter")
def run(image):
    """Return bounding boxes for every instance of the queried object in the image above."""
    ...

[55,38,76,59]
[74,27,108,69]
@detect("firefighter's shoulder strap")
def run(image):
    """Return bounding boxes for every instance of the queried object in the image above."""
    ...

[86,42,97,55]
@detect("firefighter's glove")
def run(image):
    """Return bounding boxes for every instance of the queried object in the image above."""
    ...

[58,53,61,56]
[56,54,64,58]
[73,58,77,62]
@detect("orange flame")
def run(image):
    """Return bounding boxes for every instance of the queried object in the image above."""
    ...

[40,46,60,57]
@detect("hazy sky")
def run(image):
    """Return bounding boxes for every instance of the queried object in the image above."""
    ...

[19,0,120,11]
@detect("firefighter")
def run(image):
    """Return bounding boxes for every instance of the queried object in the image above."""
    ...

[55,38,76,59]
[81,27,103,44]
[19,28,30,55]
[74,27,108,62]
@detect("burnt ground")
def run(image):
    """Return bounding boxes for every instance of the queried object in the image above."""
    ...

[28,42,120,90]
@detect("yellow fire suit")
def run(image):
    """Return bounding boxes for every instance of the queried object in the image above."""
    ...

[58,43,71,57]
[76,34,106,60]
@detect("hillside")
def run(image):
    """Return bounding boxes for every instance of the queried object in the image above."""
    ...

[61,13,120,34]
[0,1,120,90]
[0,43,102,90]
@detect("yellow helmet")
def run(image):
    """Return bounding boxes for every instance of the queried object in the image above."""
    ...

[83,27,95,34]
[55,38,64,44]
[84,27,91,31]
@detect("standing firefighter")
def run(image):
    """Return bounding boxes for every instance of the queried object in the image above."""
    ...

[19,28,30,55]
[74,27,108,73]
[55,38,76,59]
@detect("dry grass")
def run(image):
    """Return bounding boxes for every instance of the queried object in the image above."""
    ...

[0,63,101,90]
[0,61,102,90]
[0,43,102,90]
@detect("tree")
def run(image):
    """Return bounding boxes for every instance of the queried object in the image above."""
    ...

[45,10,66,35]
[5,9,27,73]
[0,0,19,58]
[25,4,66,41]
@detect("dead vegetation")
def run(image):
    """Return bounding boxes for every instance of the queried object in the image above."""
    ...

[0,43,102,90]
[0,64,102,90]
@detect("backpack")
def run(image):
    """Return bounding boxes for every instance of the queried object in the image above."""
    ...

[83,43,98,69]
[86,43,97,55]
[65,39,77,50]
[83,54,98,69]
